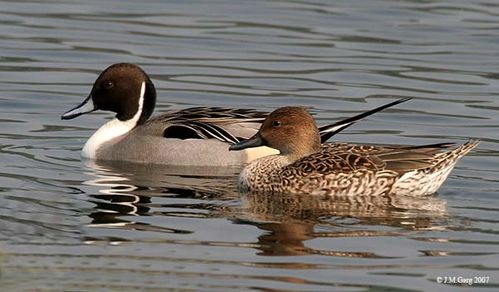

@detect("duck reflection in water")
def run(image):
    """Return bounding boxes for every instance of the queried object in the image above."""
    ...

[80,159,448,256]
[81,159,239,238]
[236,191,447,257]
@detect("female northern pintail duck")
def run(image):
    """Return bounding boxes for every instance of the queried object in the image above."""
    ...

[229,106,479,196]
[61,63,409,166]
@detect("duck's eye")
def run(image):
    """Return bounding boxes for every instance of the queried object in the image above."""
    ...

[103,81,114,89]
[272,120,281,128]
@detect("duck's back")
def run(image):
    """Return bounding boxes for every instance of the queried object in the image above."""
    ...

[276,144,398,196]
[249,141,478,196]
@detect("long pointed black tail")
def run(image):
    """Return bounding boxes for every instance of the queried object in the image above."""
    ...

[318,97,411,143]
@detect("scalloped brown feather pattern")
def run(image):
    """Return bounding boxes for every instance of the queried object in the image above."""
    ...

[240,140,479,196]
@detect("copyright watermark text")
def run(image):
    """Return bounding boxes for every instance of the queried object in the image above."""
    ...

[436,275,490,286]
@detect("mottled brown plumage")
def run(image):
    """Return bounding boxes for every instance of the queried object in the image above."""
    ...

[230,107,479,196]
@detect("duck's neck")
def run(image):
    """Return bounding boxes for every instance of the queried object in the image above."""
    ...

[281,141,320,162]
[138,78,156,124]
[82,82,146,158]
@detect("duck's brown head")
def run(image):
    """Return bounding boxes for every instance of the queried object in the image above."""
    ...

[230,106,321,159]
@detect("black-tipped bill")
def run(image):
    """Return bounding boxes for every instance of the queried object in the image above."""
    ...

[229,132,265,151]
[61,95,96,120]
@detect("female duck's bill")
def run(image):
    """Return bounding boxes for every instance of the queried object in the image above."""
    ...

[229,105,479,196]
[229,132,265,151]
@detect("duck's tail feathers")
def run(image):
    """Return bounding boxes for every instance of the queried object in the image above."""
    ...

[318,97,411,143]
[391,140,479,196]
[434,139,480,165]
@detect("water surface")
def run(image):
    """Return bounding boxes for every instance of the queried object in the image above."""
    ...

[0,0,498,291]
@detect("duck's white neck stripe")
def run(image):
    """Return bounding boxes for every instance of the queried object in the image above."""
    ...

[82,82,145,158]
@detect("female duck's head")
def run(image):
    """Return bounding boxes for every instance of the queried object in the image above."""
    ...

[230,106,321,159]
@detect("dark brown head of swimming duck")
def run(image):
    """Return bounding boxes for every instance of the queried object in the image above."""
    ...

[230,106,321,159]
[61,63,156,125]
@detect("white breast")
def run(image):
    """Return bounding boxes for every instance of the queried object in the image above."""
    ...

[82,82,145,158]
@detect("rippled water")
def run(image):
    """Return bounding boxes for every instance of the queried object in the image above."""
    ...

[1,0,498,291]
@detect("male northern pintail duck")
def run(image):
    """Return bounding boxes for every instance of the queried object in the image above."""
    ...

[229,106,479,196]
[61,63,409,166]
